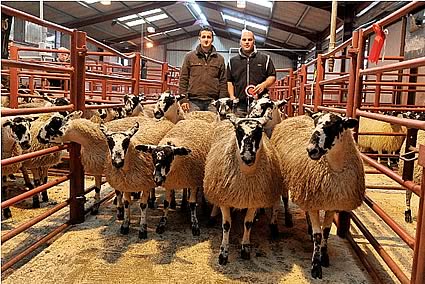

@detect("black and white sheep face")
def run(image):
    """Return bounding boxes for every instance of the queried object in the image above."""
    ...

[232,118,265,166]
[248,96,289,121]
[307,113,358,160]
[153,92,184,119]
[3,117,37,150]
[211,98,234,120]
[124,94,144,115]
[42,94,70,116]
[100,123,139,169]
[37,111,82,144]
[135,143,191,186]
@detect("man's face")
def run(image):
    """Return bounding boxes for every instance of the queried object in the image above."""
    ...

[199,31,213,50]
[58,52,69,62]
[240,31,255,54]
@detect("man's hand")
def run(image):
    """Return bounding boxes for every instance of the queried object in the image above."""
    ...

[181,102,190,112]
[253,83,265,95]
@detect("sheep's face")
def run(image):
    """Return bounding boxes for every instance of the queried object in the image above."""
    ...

[232,118,265,166]
[154,92,176,119]
[3,117,37,150]
[135,142,191,186]
[248,96,289,121]
[42,95,70,116]
[124,94,144,115]
[307,113,358,160]
[37,111,82,144]
[211,98,234,120]
[100,123,139,169]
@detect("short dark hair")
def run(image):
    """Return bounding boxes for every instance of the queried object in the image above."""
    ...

[199,26,214,37]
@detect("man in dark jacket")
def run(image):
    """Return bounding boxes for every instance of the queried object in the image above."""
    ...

[179,26,228,112]
[227,29,276,116]
[48,47,70,90]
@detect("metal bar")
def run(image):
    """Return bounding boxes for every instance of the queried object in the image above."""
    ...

[360,57,425,76]
[86,72,133,82]
[85,103,124,110]
[314,55,324,111]
[1,59,73,73]
[319,74,350,85]
[317,106,346,114]
[364,195,415,249]
[358,132,406,136]
[1,105,74,117]
[1,145,69,167]
[361,153,421,197]
[366,185,405,190]
[1,222,71,273]
[364,81,425,87]
[351,212,410,284]
[1,176,69,208]
[9,46,19,108]
[357,110,425,130]
[360,106,425,111]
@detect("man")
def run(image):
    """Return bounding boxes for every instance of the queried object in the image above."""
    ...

[179,26,228,112]
[48,47,70,89]
[227,29,276,116]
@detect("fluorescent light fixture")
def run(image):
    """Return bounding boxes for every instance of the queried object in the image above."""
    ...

[139,8,162,17]
[126,18,146,27]
[146,42,154,48]
[356,2,379,17]
[118,14,139,22]
[145,13,168,22]
[227,27,265,42]
[222,13,268,32]
[187,1,210,26]
[100,0,111,5]
[247,0,273,9]
[237,0,246,9]
[148,28,182,38]
[84,0,98,3]
[191,3,203,16]
[147,26,156,33]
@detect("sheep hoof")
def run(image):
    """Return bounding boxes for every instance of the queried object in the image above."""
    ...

[32,196,40,208]
[191,224,200,236]
[138,230,147,239]
[113,197,117,205]
[3,208,12,219]
[218,253,228,265]
[311,259,322,279]
[91,204,99,215]
[285,213,293,227]
[120,225,129,235]
[156,225,165,234]
[241,245,251,260]
[41,191,49,202]
[320,250,330,267]
[269,224,279,240]
[405,210,412,223]
[117,207,124,220]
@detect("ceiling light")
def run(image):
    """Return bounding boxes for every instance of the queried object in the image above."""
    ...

[139,8,162,17]
[118,14,139,22]
[100,0,111,5]
[237,0,246,9]
[145,13,168,22]
[126,18,146,27]
[147,26,156,33]
[356,2,379,17]
[247,0,273,9]
[222,13,268,32]
[146,42,154,48]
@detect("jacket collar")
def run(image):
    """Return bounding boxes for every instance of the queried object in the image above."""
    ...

[196,44,217,57]
[238,45,258,58]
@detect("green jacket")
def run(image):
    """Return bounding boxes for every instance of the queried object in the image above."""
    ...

[179,44,228,102]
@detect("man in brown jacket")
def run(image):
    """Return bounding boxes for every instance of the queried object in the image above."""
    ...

[178,26,228,112]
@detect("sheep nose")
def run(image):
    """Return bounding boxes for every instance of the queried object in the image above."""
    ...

[21,141,31,150]
[154,110,164,119]
[112,160,124,168]
[306,146,320,160]
[154,175,164,186]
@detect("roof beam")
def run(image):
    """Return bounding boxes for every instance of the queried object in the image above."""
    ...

[63,1,177,28]
[197,1,318,42]
[105,20,197,43]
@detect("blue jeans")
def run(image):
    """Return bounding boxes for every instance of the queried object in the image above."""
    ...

[190,99,216,112]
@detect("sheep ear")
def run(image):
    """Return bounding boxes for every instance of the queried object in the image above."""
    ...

[343,118,358,129]
[126,122,139,137]
[257,117,268,126]
[210,99,217,107]
[175,94,186,102]
[135,144,156,153]
[66,110,82,121]
[304,108,314,117]
[124,94,130,103]
[27,116,39,122]
[173,146,191,156]
[42,93,55,104]
[99,123,108,135]
[3,119,12,127]
[138,94,145,101]
[275,98,289,108]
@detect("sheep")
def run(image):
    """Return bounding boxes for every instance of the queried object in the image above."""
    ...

[1,115,36,218]
[358,115,407,165]
[270,111,365,279]
[399,111,425,223]
[124,93,145,116]
[135,119,215,236]
[100,118,175,239]
[211,98,236,120]
[37,110,153,215]
[247,94,289,138]
[203,116,284,265]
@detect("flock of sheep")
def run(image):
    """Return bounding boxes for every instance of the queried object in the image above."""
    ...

[1,90,423,279]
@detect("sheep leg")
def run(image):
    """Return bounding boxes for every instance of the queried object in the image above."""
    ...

[377,150,382,164]
[269,199,281,240]
[181,188,189,211]
[189,187,200,236]
[156,188,171,234]
[320,210,335,267]
[2,176,12,219]
[169,189,176,209]
[309,210,323,279]
[120,192,132,235]
[305,212,313,240]
[241,208,256,260]
[91,175,102,215]
[405,189,413,223]
[31,168,42,208]
[208,205,220,227]
[41,167,49,202]
[148,187,156,209]
[282,192,293,227]
[219,206,231,265]
[21,166,34,190]
[115,190,124,220]
[138,190,150,239]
